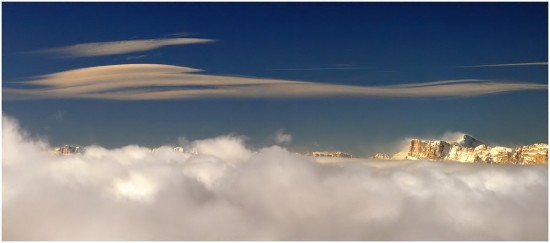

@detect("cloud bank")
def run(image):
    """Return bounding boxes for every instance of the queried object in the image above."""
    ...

[4,64,547,100]
[36,38,215,57]
[3,115,547,240]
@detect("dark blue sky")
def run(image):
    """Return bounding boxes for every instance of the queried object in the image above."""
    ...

[3,2,548,156]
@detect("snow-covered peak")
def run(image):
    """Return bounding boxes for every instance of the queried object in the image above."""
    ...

[454,134,484,148]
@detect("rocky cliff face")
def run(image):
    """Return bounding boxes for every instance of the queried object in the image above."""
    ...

[512,144,549,165]
[374,135,547,165]
[407,139,451,160]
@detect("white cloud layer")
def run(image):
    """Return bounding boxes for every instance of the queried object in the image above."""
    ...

[36,38,215,57]
[2,116,548,240]
[4,64,547,100]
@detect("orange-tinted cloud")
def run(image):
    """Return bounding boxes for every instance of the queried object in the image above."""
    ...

[5,64,547,100]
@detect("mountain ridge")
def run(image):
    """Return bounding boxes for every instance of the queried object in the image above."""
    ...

[372,134,548,165]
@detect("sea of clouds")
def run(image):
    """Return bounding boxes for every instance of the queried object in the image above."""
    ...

[2,115,548,240]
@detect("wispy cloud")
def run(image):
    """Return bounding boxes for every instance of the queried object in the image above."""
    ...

[271,64,376,71]
[271,67,375,71]
[125,54,148,60]
[271,64,396,73]
[47,110,66,121]
[272,129,292,145]
[35,38,216,57]
[165,32,198,37]
[460,62,548,68]
[4,64,546,100]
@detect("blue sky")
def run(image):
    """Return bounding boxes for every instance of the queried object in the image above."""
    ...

[3,2,548,156]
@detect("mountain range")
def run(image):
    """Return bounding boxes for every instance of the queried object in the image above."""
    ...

[372,134,548,165]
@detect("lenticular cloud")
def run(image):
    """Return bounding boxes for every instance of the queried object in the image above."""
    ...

[2,116,548,240]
